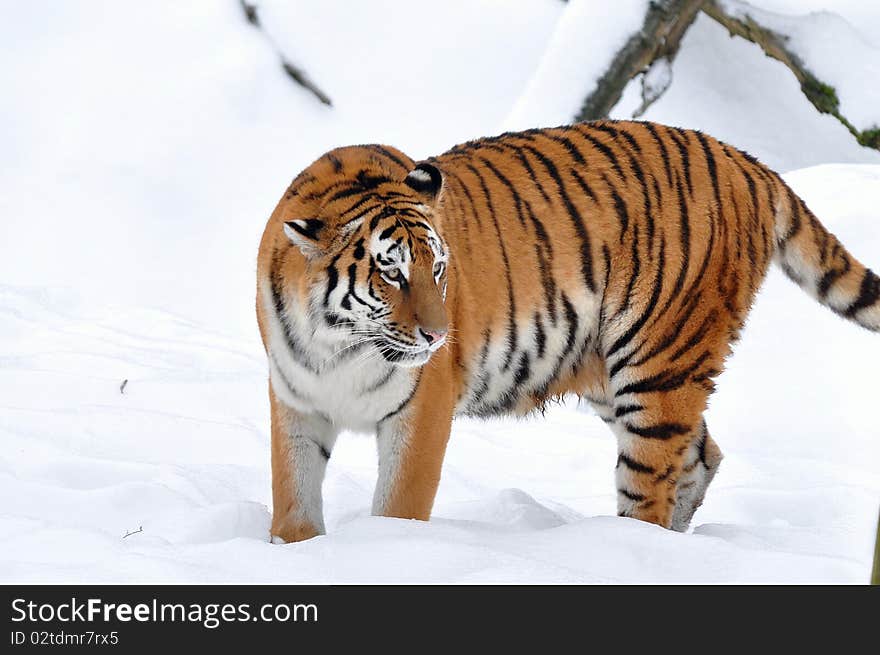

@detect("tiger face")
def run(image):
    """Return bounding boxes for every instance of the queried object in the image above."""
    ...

[281,152,449,368]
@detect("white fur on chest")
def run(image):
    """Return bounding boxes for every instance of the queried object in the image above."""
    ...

[261,283,413,431]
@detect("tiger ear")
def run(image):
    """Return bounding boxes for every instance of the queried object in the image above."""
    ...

[404,162,442,201]
[283,218,325,259]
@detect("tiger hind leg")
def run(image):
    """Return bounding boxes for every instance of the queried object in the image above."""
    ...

[669,420,723,532]
[610,378,717,529]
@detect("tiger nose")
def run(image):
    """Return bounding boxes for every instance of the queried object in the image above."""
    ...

[419,328,447,345]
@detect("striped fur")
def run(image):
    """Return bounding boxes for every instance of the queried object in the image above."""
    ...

[256,121,879,541]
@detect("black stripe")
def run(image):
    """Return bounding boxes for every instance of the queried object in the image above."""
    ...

[627,290,703,368]
[520,145,596,292]
[609,134,653,247]
[817,247,851,299]
[780,186,804,244]
[575,127,626,180]
[694,130,723,212]
[654,465,675,482]
[326,184,367,204]
[615,349,711,397]
[525,202,558,323]
[465,162,519,371]
[570,169,598,202]
[339,196,379,223]
[363,366,396,394]
[269,249,320,374]
[606,235,666,358]
[323,254,341,307]
[668,173,691,306]
[512,147,552,203]
[287,218,324,241]
[378,371,422,424]
[615,223,640,318]
[618,488,646,502]
[609,183,629,242]
[342,262,378,311]
[356,169,391,190]
[446,171,482,231]
[327,154,343,173]
[666,127,693,197]
[625,422,691,440]
[844,269,880,319]
[316,440,331,460]
[365,260,385,305]
[697,422,710,466]
[611,124,643,153]
[642,122,673,188]
[617,452,655,474]
[269,353,308,400]
[481,157,528,228]
[539,131,586,165]
[546,293,579,383]
[534,312,547,359]
[514,352,531,388]
[668,311,717,362]
[364,145,411,172]
[614,403,644,418]
[467,330,494,410]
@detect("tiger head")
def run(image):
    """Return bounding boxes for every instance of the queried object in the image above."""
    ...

[280,146,449,368]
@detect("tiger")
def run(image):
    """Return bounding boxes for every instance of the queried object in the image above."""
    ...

[256,120,879,542]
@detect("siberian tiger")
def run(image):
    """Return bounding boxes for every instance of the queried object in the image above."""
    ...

[256,120,879,542]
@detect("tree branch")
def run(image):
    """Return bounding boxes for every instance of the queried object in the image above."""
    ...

[702,0,879,150]
[575,0,705,121]
[239,1,333,107]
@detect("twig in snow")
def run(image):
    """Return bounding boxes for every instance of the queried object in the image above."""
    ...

[123,526,143,539]
[240,0,260,27]
[281,60,333,106]
[119,379,128,394]
[238,0,333,107]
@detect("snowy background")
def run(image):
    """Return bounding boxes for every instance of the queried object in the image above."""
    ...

[1,0,878,583]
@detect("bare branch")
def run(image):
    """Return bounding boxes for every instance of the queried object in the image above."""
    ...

[281,60,333,107]
[240,0,260,28]
[239,0,333,107]
[702,0,879,151]
[575,0,705,121]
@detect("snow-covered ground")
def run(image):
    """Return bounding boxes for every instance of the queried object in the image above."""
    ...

[1,1,878,583]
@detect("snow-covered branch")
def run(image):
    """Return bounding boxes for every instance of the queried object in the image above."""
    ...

[575,0,704,121]
[702,0,879,151]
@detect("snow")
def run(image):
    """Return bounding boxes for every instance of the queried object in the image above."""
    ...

[504,0,650,132]
[1,2,879,584]
[0,0,561,337]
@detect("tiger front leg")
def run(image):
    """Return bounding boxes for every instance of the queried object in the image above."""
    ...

[269,388,338,543]
[372,366,455,521]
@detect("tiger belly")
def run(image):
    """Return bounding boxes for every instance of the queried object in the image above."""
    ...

[455,287,603,417]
